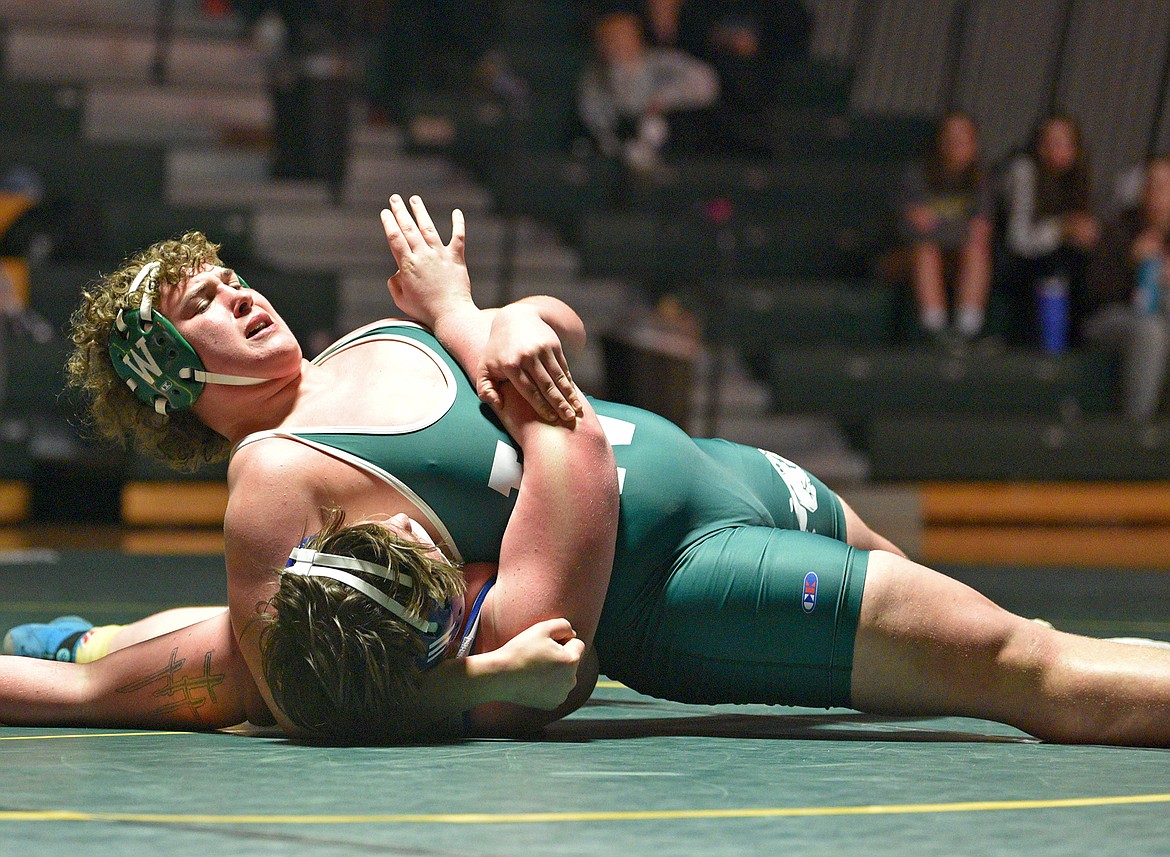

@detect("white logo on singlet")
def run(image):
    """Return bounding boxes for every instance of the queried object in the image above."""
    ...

[485,416,636,497]
[760,450,818,532]
[488,440,523,497]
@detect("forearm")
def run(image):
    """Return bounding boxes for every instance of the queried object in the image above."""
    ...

[431,297,586,381]
[413,649,515,724]
[467,647,599,737]
[0,655,249,731]
[0,616,254,730]
[513,296,586,355]
[0,657,94,726]
[487,398,619,647]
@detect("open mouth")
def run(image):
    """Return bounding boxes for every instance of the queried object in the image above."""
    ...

[245,318,271,339]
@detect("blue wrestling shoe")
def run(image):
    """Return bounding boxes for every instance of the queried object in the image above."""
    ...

[2,615,93,662]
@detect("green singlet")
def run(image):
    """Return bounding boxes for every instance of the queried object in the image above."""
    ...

[235,321,869,708]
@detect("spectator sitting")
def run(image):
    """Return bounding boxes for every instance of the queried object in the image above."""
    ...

[576,9,719,171]
[1083,156,1170,422]
[997,114,1100,349]
[898,111,994,346]
[635,0,811,155]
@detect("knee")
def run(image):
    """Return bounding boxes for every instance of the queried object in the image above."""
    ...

[995,623,1111,744]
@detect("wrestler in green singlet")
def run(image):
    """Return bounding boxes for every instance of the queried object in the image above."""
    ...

[234,321,868,709]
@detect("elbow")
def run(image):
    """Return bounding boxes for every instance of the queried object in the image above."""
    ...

[577,411,620,487]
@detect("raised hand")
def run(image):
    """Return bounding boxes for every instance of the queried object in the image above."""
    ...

[381,194,474,329]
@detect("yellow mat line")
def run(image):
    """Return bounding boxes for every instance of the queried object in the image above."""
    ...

[3,793,1169,824]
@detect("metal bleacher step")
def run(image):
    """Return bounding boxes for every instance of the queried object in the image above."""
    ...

[342,152,492,212]
[3,23,263,87]
[0,0,236,34]
[84,82,269,145]
[167,148,332,209]
[867,416,1170,482]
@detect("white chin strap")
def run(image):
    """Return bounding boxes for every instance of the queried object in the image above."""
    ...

[179,367,269,386]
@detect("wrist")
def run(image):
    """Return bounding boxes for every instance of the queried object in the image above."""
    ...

[426,295,479,331]
[462,648,515,706]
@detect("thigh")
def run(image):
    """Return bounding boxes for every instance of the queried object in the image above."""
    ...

[850,550,1036,721]
[598,526,868,709]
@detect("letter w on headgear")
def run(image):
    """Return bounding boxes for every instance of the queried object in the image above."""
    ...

[121,336,164,384]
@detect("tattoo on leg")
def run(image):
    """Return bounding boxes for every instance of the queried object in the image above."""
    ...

[116,647,226,718]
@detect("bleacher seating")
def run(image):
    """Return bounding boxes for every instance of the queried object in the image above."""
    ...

[2,0,1168,567]
[868,416,1170,482]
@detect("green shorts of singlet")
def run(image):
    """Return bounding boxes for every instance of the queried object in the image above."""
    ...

[596,447,869,709]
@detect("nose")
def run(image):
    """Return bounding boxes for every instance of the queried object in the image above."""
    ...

[231,287,252,318]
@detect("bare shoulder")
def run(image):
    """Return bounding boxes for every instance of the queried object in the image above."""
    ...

[228,434,323,492]
[223,440,332,600]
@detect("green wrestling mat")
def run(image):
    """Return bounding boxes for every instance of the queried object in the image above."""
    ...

[2,551,1169,857]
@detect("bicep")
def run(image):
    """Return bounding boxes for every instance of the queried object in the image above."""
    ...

[224,453,331,736]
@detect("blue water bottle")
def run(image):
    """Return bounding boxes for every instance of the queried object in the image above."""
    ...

[1135,256,1163,315]
[1037,273,1069,353]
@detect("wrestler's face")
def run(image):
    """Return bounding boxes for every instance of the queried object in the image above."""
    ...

[378,513,451,566]
[160,264,302,380]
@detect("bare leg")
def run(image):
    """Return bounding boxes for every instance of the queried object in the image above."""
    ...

[107,607,227,653]
[911,241,947,325]
[851,551,1170,746]
[954,218,992,319]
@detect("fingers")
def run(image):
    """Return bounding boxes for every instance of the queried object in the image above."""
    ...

[527,361,581,424]
[477,375,503,411]
[380,208,409,262]
[531,617,576,642]
[408,195,441,247]
[553,352,583,415]
[450,208,465,259]
[562,638,586,660]
[388,194,424,252]
[481,368,578,425]
[511,363,567,423]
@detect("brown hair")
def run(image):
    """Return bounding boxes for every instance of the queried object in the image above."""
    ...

[258,507,466,744]
[924,111,984,195]
[1030,114,1092,218]
[65,231,229,472]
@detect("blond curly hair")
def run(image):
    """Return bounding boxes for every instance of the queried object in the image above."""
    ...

[66,231,230,472]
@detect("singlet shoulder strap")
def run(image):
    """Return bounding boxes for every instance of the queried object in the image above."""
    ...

[312,318,426,365]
